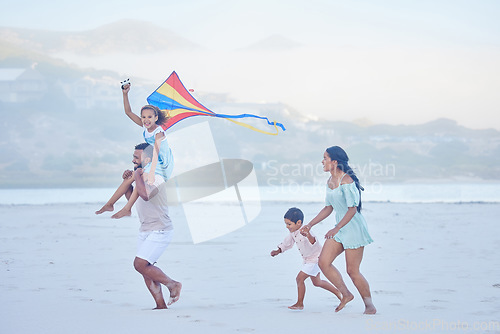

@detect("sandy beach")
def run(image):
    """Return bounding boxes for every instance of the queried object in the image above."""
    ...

[1,201,499,333]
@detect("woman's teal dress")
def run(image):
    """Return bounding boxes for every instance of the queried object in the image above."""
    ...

[325,181,373,249]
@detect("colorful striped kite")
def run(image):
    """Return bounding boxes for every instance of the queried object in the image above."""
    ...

[147,71,286,135]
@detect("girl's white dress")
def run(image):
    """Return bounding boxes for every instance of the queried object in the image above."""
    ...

[143,126,174,180]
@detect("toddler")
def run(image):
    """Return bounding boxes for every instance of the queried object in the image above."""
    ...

[271,207,341,310]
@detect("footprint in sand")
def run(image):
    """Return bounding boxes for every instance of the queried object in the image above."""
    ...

[373,290,402,295]
[429,288,456,294]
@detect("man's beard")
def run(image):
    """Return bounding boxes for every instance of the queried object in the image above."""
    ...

[134,164,142,171]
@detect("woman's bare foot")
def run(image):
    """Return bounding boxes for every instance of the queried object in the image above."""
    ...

[288,303,304,310]
[95,204,113,215]
[332,288,342,301]
[335,292,354,312]
[363,297,377,314]
[111,208,131,219]
[167,282,182,306]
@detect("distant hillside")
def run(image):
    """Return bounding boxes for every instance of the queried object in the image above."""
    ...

[0,20,201,55]
[0,34,499,187]
[239,34,302,52]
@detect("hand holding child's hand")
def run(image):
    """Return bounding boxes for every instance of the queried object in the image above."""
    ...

[122,170,133,180]
[300,224,311,236]
[134,168,144,179]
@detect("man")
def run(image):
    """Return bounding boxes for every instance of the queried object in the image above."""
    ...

[125,142,182,309]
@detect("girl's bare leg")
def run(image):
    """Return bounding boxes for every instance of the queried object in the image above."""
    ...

[318,239,354,312]
[95,177,134,214]
[112,186,139,219]
[345,247,377,314]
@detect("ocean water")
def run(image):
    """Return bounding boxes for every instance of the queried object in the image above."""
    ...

[0,183,499,205]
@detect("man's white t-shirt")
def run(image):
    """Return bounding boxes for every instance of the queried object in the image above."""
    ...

[135,174,173,232]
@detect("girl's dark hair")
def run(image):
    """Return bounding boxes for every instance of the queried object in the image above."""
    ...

[326,146,364,212]
[140,105,170,125]
[284,207,304,224]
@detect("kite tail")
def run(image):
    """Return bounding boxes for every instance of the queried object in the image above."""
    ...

[213,113,286,133]
[223,117,281,136]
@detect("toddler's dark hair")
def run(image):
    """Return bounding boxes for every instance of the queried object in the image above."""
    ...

[284,207,304,224]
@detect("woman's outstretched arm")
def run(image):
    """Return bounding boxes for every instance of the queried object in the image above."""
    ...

[301,205,333,234]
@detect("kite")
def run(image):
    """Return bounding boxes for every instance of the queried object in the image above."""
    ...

[147,71,286,135]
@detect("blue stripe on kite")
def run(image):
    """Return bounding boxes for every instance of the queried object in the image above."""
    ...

[147,92,211,113]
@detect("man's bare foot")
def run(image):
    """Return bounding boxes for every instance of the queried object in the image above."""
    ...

[167,282,182,306]
[288,303,304,310]
[111,208,131,219]
[153,305,168,310]
[95,204,113,215]
[363,297,377,314]
[335,293,354,312]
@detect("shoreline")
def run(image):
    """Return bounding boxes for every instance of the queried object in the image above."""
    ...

[2,184,500,206]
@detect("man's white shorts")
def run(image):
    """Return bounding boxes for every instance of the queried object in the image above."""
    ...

[136,230,173,264]
[301,262,321,277]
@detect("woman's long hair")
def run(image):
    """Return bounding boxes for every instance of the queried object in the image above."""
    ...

[326,146,364,212]
[140,105,170,125]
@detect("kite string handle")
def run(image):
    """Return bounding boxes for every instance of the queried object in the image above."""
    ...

[121,78,130,89]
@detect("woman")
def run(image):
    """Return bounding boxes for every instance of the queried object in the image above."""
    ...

[300,146,376,314]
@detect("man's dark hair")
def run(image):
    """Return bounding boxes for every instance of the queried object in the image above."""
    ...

[135,143,153,159]
[284,207,304,224]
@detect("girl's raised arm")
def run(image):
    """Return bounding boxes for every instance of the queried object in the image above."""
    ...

[122,84,142,127]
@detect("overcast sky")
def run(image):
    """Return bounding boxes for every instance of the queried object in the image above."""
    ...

[2,0,500,129]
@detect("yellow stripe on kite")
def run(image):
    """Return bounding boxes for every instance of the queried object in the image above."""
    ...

[166,109,193,117]
[224,118,279,136]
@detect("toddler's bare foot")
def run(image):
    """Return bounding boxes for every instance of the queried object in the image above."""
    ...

[363,297,377,314]
[288,303,304,310]
[111,208,131,219]
[335,292,354,312]
[167,282,182,306]
[95,204,113,215]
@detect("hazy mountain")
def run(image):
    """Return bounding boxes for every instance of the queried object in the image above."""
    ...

[0,22,499,187]
[0,19,201,56]
[238,34,302,52]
